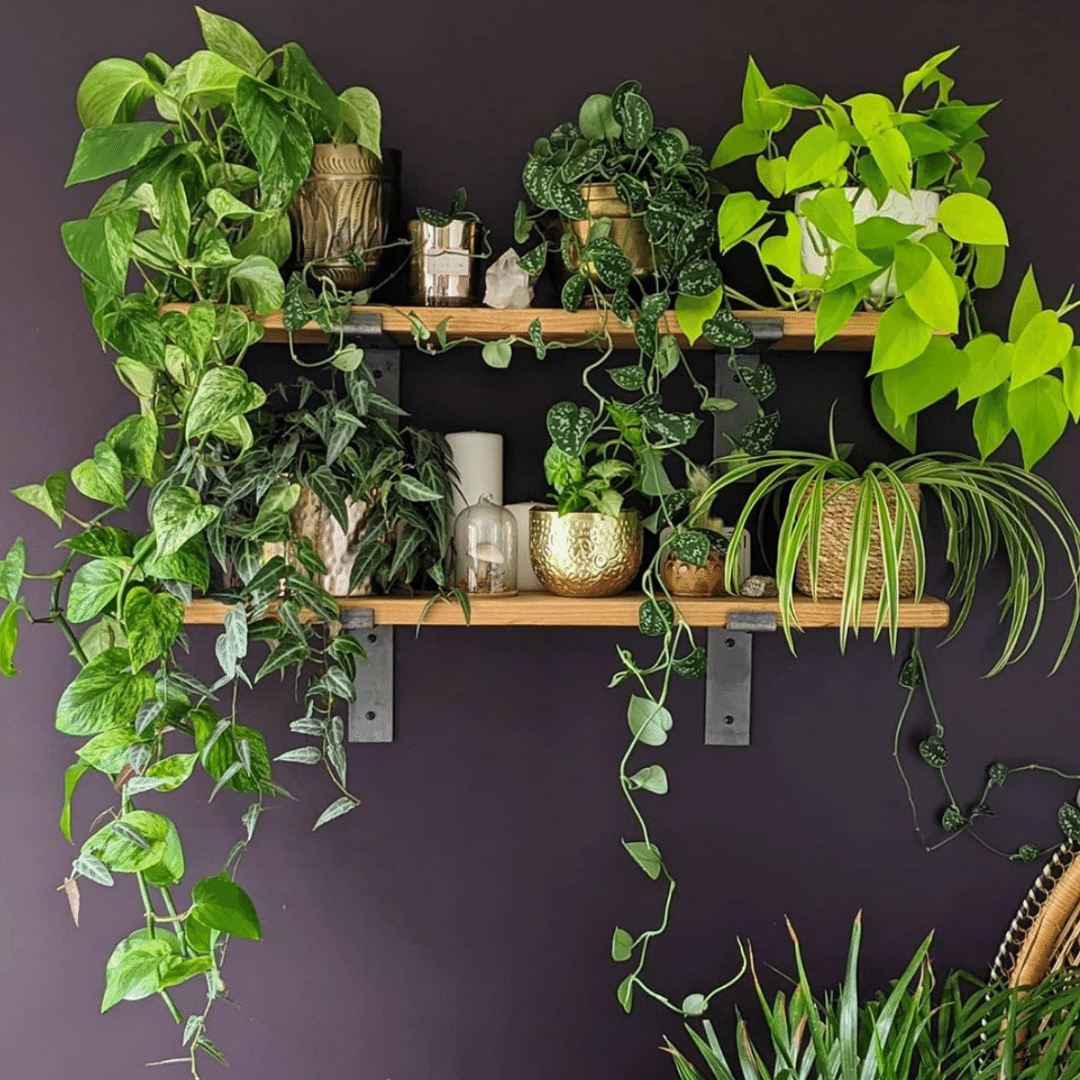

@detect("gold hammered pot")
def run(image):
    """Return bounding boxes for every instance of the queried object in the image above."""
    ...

[291,144,400,289]
[529,508,642,598]
[565,184,656,286]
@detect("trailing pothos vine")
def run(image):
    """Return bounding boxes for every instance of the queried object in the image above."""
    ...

[0,9,459,1076]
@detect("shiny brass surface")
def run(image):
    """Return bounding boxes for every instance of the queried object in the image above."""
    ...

[408,220,482,306]
[566,184,655,285]
[660,549,729,597]
[529,508,642,598]
[291,144,399,289]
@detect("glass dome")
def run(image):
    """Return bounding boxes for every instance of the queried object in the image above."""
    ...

[454,495,517,597]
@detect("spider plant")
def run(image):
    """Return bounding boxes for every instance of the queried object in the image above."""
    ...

[700,430,1080,674]
[665,914,1080,1080]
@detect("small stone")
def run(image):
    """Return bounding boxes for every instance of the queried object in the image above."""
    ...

[484,248,536,309]
[739,574,777,598]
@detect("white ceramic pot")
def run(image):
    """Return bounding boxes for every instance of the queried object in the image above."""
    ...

[794,187,940,303]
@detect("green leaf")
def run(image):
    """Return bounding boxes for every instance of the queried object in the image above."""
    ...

[83,810,184,885]
[868,298,934,374]
[0,604,19,678]
[228,255,285,315]
[620,91,654,150]
[622,840,663,880]
[617,974,634,1013]
[716,192,769,253]
[66,121,173,186]
[72,442,126,507]
[144,533,211,591]
[1010,310,1074,389]
[396,477,443,502]
[193,709,272,794]
[195,6,267,75]
[62,208,138,295]
[124,587,184,670]
[1062,347,1080,421]
[902,47,959,99]
[151,487,220,558]
[904,254,959,333]
[711,123,768,169]
[755,156,787,198]
[918,735,948,768]
[336,87,381,156]
[867,127,912,196]
[578,94,620,141]
[670,529,710,566]
[190,874,262,940]
[937,193,1009,245]
[101,930,180,1012]
[481,340,513,368]
[313,796,358,830]
[784,125,849,192]
[60,762,90,843]
[1009,266,1043,343]
[186,367,266,442]
[1060,804,1080,842]
[627,764,669,795]
[144,753,198,793]
[972,383,1011,459]
[56,648,154,736]
[973,244,1006,289]
[674,287,723,346]
[814,285,860,351]
[1007,375,1069,468]
[682,994,708,1017]
[547,402,594,457]
[106,415,159,483]
[627,695,673,747]
[956,335,1011,405]
[12,472,68,526]
[881,336,963,422]
[0,538,26,604]
[611,927,634,962]
[800,187,857,247]
[741,57,788,132]
[77,726,139,773]
[702,309,756,350]
[67,559,124,624]
[638,599,674,636]
[77,58,156,128]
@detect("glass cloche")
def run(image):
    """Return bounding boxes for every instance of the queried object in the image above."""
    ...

[454,496,517,597]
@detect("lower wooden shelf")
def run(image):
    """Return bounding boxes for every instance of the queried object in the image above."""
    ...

[183,591,950,629]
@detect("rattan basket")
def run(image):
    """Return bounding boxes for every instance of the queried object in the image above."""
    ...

[991,843,1080,988]
[794,480,921,599]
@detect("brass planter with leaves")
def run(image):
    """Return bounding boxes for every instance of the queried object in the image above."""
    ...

[564,184,656,285]
[291,144,400,289]
[529,507,642,597]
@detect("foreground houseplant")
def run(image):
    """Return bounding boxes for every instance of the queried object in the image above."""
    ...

[666,914,1080,1080]
[0,10,453,1076]
[708,50,1080,464]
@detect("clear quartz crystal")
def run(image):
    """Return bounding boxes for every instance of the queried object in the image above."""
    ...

[454,495,518,596]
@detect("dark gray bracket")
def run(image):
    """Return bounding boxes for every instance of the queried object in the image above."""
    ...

[705,317,783,747]
[704,614,776,746]
[711,318,784,460]
[338,313,400,744]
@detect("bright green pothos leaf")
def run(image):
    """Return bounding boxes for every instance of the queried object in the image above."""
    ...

[123,587,185,670]
[56,648,155,737]
[622,839,663,880]
[190,873,262,940]
[186,366,267,442]
[101,930,181,1013]
[151,486,221,557]
[627,764,669,795]
[83,810,184,885]
[12,471,68,526]
[67,559,124,624]
[1007,375,1069,468]
[611,927,634,962]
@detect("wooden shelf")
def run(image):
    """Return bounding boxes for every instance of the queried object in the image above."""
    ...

[162,303,885,352]
[183,591,950,629]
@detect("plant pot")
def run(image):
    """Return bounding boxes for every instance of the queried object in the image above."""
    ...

[794,187,939,304]
[291,144,400,290]
[408,219,483,306]
[529,507,642,598]
[659,526,750,597]
[564,184,656,286]
[263,484,374,597]
[795,480,922,599]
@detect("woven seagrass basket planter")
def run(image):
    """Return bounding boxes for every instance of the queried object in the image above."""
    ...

[795,480,922,599]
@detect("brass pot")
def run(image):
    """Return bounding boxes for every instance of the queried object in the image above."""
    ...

[291,144,400,289]
[661,549,729,597]
[565,184,656,286]
[794,481,922,599]
[408,219,483,306]
[529,508,642,598]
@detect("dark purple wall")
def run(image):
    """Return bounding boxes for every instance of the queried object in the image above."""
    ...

[3,1,1080,1076]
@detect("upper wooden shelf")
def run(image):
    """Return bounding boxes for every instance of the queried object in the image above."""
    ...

[183,591,950,629]
[162,303,884,352]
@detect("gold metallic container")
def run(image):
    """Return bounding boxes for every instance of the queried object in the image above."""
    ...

[566,184,656,285]
[408,219,483,306]
[529,508,642,598]
[291,144,400,289]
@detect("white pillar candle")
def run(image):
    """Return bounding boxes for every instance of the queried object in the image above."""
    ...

[445,432,503,520]
[505,502,544,591]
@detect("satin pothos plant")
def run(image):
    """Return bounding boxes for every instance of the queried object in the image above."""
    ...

[710,50,1080,467]
[0,10,452,1078]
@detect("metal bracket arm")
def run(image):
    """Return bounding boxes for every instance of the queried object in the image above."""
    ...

[704,614,777,747]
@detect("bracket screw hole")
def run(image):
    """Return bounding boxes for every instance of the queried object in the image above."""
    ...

[365,710,377,721]
[723,715,735,725]
[367,633,377,643]
[374,369,383,379]
[725,638,735,647]
[732,375,741,384]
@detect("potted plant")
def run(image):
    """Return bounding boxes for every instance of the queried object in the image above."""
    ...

[409,187,489,306]
[707,50,1080,463]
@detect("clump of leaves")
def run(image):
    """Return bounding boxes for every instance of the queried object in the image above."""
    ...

[416,186,480,227]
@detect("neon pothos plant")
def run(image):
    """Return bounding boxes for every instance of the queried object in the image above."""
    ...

[710,51,1080,466]
[0,11,452,1077]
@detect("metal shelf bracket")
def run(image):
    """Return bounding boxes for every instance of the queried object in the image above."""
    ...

[704,615,776,747]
